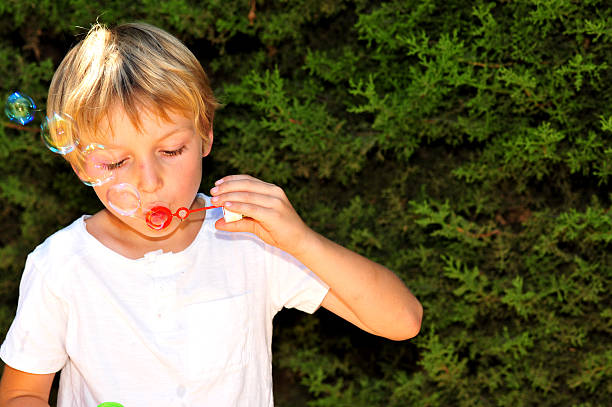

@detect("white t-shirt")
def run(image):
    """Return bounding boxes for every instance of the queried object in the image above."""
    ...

[0,195,329,407]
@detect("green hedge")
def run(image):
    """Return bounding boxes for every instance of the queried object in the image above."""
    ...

[1,1,610,405]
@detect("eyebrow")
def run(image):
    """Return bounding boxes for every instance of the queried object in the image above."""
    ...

[157,126,193,140]
[103,125,193,148]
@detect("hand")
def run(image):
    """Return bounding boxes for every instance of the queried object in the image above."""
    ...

[210,174,313,256]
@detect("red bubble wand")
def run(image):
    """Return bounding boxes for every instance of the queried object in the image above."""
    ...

[145,205,220,230]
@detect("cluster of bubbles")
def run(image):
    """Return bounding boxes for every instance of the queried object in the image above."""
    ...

[4,91,172,228]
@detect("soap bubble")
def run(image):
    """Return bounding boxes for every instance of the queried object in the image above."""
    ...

[71,143,117,186]
[107,183,141,216]
[5,91,36,125]
[145,206,173,230]
[41,113,78,154]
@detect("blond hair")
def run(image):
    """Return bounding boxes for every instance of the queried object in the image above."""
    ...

[47,22,218,161]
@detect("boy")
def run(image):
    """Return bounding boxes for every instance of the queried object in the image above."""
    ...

[0,22,422,406]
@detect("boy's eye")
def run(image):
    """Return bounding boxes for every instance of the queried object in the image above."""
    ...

[100,159,127,170]
[94,146,185,171]
[162,146,186,156]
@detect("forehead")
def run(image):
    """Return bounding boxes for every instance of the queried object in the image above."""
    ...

[85,103,194,146]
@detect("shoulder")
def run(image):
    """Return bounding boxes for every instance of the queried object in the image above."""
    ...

[27,216,93,277]
[11,216,93,304]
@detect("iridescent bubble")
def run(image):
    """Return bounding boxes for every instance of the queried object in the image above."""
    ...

[107,183,141,216]
[5,91,36,125]
[71,143,117,187]
[40,113,79,154]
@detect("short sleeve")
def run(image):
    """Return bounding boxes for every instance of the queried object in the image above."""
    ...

[0,254,68,374]
[266,245,329,315]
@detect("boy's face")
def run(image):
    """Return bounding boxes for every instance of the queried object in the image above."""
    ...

[83,105,211,237]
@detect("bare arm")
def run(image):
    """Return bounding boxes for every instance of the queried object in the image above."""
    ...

[4,396,50,407]
[211,175,423,340]
[297,231,422,340]
[0,365,53,407]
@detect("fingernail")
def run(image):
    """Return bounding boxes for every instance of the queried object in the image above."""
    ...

[211,187,218,194]
[215,179,224,185]
[211,196,219,202]
[225,201,232,207]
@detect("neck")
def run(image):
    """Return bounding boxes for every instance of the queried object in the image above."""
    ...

[85,199,206,259]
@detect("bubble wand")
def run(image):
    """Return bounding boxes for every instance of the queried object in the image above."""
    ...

[145,203,243,230]
[145,204,220,230]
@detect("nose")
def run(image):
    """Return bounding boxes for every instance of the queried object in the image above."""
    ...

[136,157,163,193]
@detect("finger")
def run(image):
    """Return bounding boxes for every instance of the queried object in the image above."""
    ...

[214,216,258,234]
[214,174,258,186]
[211,177,283,198]
[211,191,283,209]
[213,175,272,192]
[219,201,277,222]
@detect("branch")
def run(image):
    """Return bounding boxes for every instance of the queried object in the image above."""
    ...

[2,121,40,133]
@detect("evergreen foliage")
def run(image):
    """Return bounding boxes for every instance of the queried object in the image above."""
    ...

[0,1,610,405]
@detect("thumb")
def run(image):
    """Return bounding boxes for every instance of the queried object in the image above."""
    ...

[214,217,257,234]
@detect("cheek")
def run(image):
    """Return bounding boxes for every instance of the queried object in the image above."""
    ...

[93,185,110,205]
[173,153,203,193]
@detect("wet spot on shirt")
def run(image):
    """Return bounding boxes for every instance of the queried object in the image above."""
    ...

[176,385,186,398]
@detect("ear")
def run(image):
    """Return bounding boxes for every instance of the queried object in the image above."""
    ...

[202,127,213,157]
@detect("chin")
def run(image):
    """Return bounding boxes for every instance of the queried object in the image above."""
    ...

[137,220,182,238]
[109,211,179,239]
